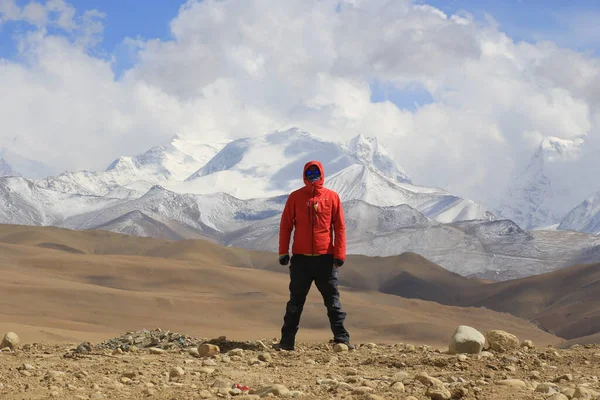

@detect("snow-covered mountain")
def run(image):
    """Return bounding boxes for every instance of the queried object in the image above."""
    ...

[36,136,227,196]
[2,173,600,280]
[178,129,412,199]
[0,147,54,179]
[0,177,119,225]
[343,134,410,183]
[4,128,600,280]
[496,136,585,229]
[0,159,19,177]
[60,185,287,236]
[326,165,494,223]
[558,192,600,235]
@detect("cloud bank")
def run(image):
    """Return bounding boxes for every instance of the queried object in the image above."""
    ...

[1,0,599,203]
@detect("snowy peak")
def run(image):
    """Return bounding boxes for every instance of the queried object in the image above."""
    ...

[539,136,584,162]
[345,134,411,183]
[37,136,224,197]
[558,191,600,235]
[497,136,585,229]
[0,147,54,179]
[0,158,20,177]
[181,128,411,199]
[105,140,205,181]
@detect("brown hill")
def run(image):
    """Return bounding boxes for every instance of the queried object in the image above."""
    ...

[0,224,556,348]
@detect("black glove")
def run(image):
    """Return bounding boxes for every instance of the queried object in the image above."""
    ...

[333,259,344,267]
[279,254,290,266]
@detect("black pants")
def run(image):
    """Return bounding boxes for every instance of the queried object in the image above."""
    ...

[280,254,350,345]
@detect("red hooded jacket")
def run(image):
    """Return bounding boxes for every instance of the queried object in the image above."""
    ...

[278,161,346,261]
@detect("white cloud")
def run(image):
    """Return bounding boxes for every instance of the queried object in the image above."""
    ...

[0,0,20,23]
[0,0,600,205]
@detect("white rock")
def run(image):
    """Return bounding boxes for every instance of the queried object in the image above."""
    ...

[448,325,485,354]
[1,332,20,350]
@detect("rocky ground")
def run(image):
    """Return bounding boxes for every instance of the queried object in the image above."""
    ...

[1,329,599,400]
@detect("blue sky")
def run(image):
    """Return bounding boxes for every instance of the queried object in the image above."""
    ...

[1,0,599,108]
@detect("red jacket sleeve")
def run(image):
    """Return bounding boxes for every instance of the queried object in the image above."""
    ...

[278,193,295,256]
[332,193,346,260]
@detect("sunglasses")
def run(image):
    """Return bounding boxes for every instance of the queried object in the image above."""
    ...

[305,169,321,177]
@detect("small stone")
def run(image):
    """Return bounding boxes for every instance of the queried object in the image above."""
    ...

[1,332,20,350]
[366,395,385,400]
[76,342,92,354]
[458,354,468,362]
[142,387,156,396]
[188,348,200,357]
[258,352,272,362]
[229,388,243,395]
[426,387,452,400]
[553,374,573,382]
[199,367,215,374]
[495,379,526,388]
[478,351,494,359]
[212,379,234,389]
[351,386,374,394]
[573,386,600,400]
[198,343,220,357]
[20,363,35,371]
[248,358,262,366]
[46,371,66,380]
[229,348,244,356]
[203,359,217,366]
[546,395,568,400]
[91,393,106,400]
[391,381,405,392]
[521,340,535,349]
[169,367,185,379]
[333,343,349,352]
[414,372,444,389]
[393,371,409,381]
[535,382,558,394]
[120,377,132,384]
[149,347,165,355]
[485,330,520,352]
[50,391,60,397]
[365,343,377,349]
[252,384,290,397]
[530,371,541,379]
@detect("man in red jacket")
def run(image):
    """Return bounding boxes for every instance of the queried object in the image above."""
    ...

[274,160,352,351]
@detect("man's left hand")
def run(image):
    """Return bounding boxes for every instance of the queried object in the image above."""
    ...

[333,259,344,268]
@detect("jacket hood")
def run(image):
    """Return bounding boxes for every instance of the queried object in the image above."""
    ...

[303,160,324,189]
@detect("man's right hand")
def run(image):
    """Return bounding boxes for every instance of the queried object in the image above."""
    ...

[278,254,290,266]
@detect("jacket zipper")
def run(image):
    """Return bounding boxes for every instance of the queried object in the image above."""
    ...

[312,185,315,256]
